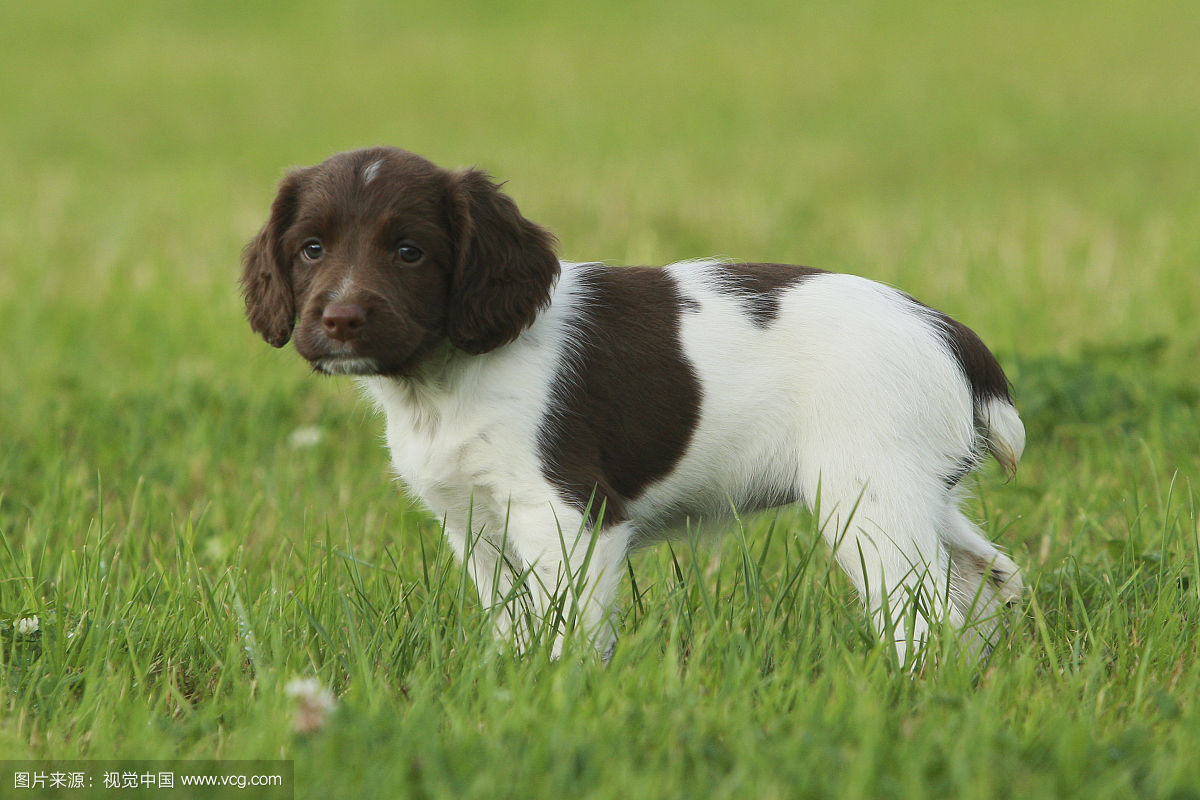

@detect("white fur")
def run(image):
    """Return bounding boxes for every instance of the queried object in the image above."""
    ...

[363,260,1023,661]
[331,269,357,304]
[982,396,1025,477]
[361,158,383,186]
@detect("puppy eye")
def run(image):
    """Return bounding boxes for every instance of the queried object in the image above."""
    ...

[397,243,423,263]
[300,239,324,262]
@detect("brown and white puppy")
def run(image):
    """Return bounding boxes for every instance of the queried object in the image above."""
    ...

[242,146,1024,661]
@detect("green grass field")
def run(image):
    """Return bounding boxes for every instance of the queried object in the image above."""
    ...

[2,1,1199,797]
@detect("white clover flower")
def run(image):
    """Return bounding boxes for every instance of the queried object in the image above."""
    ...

[287,426,324,449]
[15,616,39,635]
[285,677,336,734]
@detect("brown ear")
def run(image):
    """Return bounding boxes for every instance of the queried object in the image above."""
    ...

[240,170,307,347]
[446,169,560,354]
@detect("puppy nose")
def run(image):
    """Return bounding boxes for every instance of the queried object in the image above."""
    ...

[322,303,366,341]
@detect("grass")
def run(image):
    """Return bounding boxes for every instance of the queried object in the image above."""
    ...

[2,0,1199,797]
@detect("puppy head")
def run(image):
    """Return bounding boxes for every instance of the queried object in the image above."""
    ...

[240,147,559,375]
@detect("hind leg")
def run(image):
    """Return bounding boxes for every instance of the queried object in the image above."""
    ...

[938,494,1023,654]
[806,469,956,664]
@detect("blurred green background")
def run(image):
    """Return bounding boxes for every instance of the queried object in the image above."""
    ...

[4,0,1197,350]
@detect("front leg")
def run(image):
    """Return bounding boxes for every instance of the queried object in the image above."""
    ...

[441,524,522,639]
[503,505,633,659]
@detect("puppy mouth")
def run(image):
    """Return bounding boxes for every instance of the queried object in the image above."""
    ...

[299,327,386,375]
[297,320,442,378]
[311,355,384,376]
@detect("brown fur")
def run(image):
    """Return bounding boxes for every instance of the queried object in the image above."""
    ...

[240,147,559,373]
[537,267,702,524]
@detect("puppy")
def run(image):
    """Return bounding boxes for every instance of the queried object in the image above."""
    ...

[242,146,1024,661]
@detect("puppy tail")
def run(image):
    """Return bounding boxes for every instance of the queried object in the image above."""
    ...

[923,305,1023,479]
[979,396,1025,479]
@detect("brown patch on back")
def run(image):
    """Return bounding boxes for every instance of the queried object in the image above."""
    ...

[927,309,1013,404]
[706,263,826,327]
[538,267,702,525]
[902,293,1012,405]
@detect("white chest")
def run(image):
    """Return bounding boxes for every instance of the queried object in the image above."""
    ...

[359,354,564,535]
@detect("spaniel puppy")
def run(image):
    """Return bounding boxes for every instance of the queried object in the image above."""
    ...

[242,146,1024,662]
